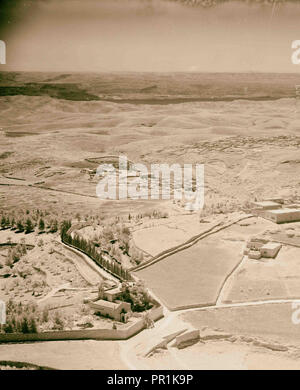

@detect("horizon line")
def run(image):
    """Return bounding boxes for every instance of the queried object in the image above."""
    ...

[1,69,300,75]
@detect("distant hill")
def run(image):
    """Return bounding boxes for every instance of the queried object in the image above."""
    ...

[0,71,299,103]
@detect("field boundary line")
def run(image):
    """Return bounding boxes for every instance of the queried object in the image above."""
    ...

[133,215,252,272]
[215,254,247,306]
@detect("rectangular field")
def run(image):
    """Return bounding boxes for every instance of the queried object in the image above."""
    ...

[224,246,300,304]
[181,302,300,347]
[136,239,243,310]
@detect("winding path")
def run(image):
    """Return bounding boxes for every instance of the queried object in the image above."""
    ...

[0,176,97,200]
[57,241,119,284]
[38,283,70,303]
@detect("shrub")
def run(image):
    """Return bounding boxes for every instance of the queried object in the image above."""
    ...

[17,220,24,232]
[21,317,29,334]
[38,218,45,232]
[25,218,34,234]
[49,219,58,233]
[52,312,65,331]
[120,281,152,312]
[1,215,6,229]
[29,318,38,333]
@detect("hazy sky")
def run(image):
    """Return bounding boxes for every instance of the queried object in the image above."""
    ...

[1,0,300,72]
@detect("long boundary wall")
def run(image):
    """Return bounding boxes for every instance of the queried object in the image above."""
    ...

[0,306,163,343]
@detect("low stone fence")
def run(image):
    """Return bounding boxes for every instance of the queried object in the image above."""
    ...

[0,305,164,343]
[131,222,223,271]
[0,243,34,250]
[132,214,252,272]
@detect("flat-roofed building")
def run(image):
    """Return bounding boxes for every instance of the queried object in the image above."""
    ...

[245,238,282,260]
[264,208,300,224]
[260,242,282,258]
[248,250,261,260]
[251,201,282,210]
[103,286,122,302]
[89,299,132,323]
[246,237,268,250]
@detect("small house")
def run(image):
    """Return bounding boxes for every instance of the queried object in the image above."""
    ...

[264,208,300,224]
[248,250,261,260]
[89,299,132,323]
[245,237,282,260]
[246,237,268,251]
[265,198,284,205]
[251,201,282,210]
[260,242,282,258]
[103,286,123,302]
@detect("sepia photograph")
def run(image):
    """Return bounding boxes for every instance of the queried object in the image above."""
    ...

[0,0,300,375]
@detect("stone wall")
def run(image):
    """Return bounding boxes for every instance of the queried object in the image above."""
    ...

[0,305,164,343]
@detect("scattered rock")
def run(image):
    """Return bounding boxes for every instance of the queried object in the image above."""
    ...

[175,329,200,349]
[201,328,232,341]
[252,340,288,352]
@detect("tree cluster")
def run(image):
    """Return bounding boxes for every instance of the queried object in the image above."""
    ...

[3,300,38,334]
[120,281,152,312]
[60,220,132,281]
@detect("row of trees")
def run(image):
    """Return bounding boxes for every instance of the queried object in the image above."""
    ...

[1,214,58,234]
[60,221,132,281]
[1,215,34,233]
